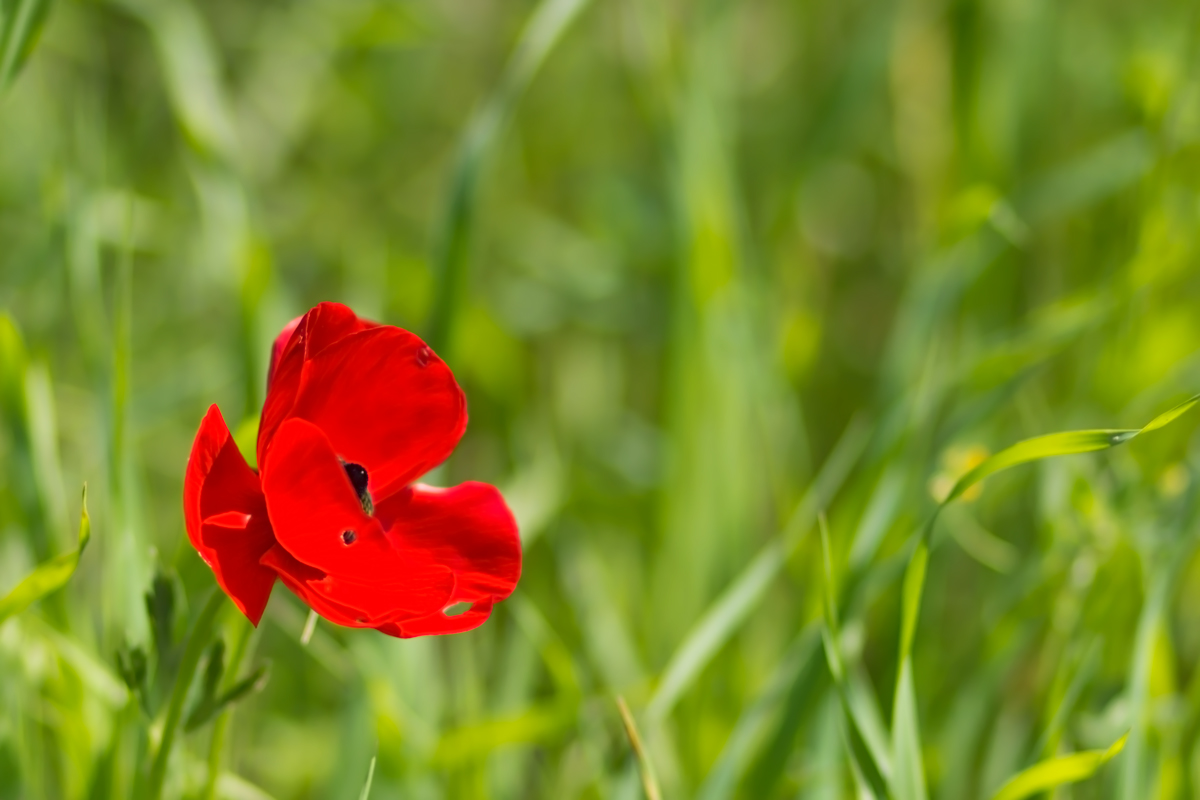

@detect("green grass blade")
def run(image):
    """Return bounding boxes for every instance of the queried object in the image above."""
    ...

[695,627,822,800]
[990,734,1128,800]
[889,395,1199,800]
[357,756,376,800]
[145,590,225,800]
[427,0,591,352]
[891,659,927,800]
[0,484,91,625]
[646,415,869,724]
[819,514,891,798]
[944,394,1200,506]
[0,0,53,92]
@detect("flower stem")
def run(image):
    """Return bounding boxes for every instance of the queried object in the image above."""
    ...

[145,589,225,800]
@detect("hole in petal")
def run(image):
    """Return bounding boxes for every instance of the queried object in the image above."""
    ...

[443,601,473,617]
[341,530,357,545]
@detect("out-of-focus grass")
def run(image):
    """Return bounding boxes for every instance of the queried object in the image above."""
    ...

[3,0,1200,797]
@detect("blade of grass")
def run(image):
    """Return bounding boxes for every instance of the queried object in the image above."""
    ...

[695,626,822,800]
[0,484,90,625]
[645,413,870,724]
[144,589,225,800]
[358,756,376,800]
[203,614,257,800]
[0,0,53,92]
[426,0,589,353]
[889,393,1200,800]
[617,696,662,800]
[820,513,891,799]
[24,363,70,556]
[1120,566,1170,800]
[990,733,1128,800]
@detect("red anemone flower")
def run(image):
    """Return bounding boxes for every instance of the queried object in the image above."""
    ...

[183,302,521,637]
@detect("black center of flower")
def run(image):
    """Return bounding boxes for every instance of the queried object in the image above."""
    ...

[341,530,356,545]
[342,462,373,515]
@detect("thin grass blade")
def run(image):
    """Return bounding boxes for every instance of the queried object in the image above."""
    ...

[0,484,91,625]
[617,696,662,800]
[646,415,869,724]
[990,734,1128,800]
[427,0,591,352]
[0,0,53,92]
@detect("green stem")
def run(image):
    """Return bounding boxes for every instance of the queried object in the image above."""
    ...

[145,590,225,800]
[204,615,255,799]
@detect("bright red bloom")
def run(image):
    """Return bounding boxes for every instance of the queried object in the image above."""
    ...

[183,302,521,637]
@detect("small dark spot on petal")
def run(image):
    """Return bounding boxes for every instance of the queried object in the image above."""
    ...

[341,530,356,545]
[415,346,432,368]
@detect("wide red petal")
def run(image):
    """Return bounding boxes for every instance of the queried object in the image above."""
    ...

[260,418,454,622]
[375,599,495,638]
[375,482,521,608]
[183,405,277,625]
[258,302,377,468]
[283,326,467,501]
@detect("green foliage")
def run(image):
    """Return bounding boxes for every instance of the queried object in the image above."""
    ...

[990,734,1128,800]
[0,484,88,624]
[4,0,1200,797]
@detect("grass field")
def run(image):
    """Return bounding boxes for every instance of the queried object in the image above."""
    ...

[3,0,1200,797]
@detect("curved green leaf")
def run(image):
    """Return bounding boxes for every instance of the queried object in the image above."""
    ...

[0,0,53,93]
[891,395,1198,800]
[0,484,90,625]
[991,734,1128,800]
[944,394,1199,506]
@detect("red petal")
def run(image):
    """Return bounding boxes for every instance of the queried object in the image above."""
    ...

[375,482,521,607]
[260,545,370,627]
[183,405,277,625]
[375,599,495,638]
[260,418,454,622]
[283,326,466,500]
[258,302,377,468]
[266,315,303,391]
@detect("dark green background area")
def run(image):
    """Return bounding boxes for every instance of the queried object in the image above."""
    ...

[2,0,1200,797]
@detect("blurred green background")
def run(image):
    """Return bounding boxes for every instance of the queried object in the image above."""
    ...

[3,0,1200,797]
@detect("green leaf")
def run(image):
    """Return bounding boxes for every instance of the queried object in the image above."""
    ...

[898,541,928,662]
[944,394,1200,506]
[145,572,178,664]
[818,514,890,799]
[990,734,1128,800]
[888,395,1199,800]
[645,415,870,723]
[0,0,53,92]
[0,484,91,625]
[358,756,376,800]
[427,0,591,352]
[891,660,928,800]
[146,589,225,800]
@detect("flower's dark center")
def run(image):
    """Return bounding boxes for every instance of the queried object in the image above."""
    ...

[341,530,356,545]
[342,462,373,515]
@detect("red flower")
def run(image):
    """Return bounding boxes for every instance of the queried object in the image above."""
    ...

[183,302,521,637]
